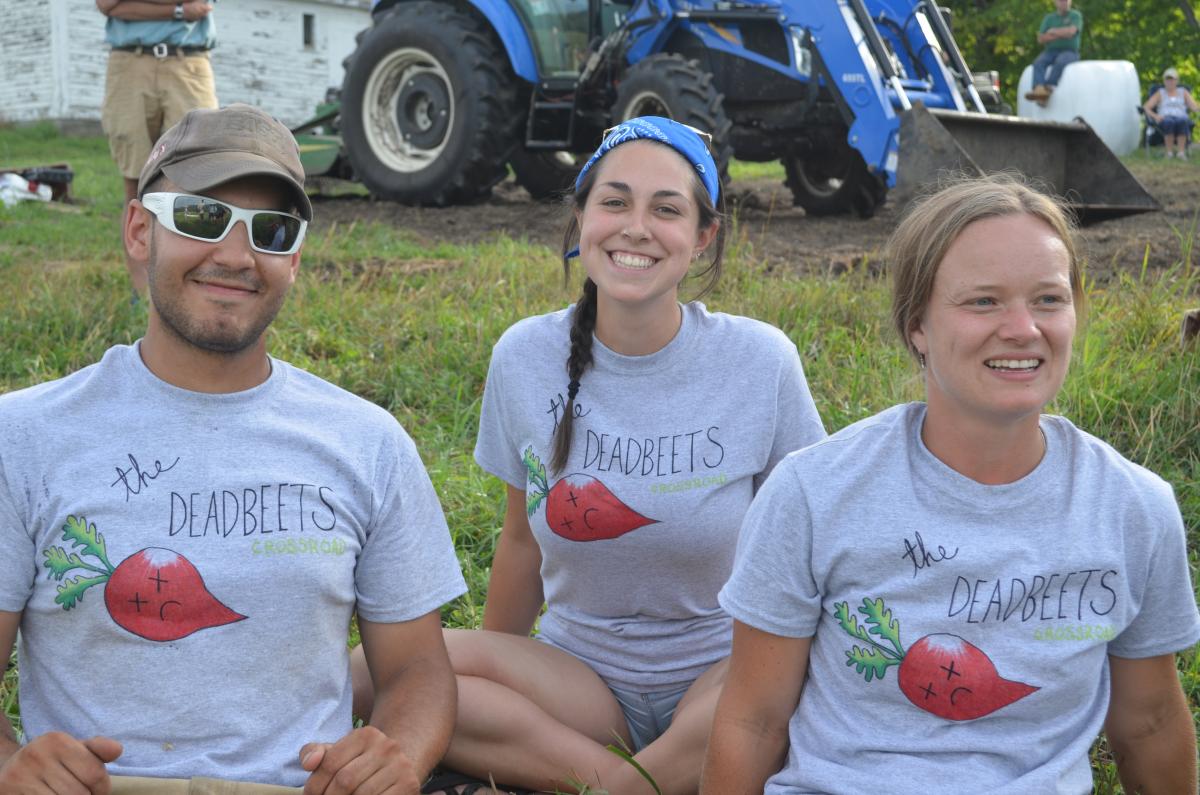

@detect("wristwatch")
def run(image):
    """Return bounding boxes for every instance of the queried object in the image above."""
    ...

[173,3,184,20]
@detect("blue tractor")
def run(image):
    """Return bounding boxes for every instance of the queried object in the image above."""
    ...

[330,0,1156,219]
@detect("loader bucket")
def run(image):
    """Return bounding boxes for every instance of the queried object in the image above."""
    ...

[894,104,1159,224]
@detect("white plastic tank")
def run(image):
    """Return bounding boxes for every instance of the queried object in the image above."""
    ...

[1016,60,1142,155]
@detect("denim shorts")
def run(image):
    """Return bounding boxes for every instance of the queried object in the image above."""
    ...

[608,682,691,752]
[1159,117,1190,136]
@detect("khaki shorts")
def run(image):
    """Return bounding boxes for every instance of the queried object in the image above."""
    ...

[111,776,301,794]
[101,49,219,179]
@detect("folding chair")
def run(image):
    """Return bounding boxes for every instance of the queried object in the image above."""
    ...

[1138,82,1196,154]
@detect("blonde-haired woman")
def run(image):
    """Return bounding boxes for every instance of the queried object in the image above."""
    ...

[702,175,1200,794]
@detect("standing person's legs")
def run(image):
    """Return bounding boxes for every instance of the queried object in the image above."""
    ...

[101,51,217,293]
[159,52,219,132]
[101,51,157,204]
[101,51,158,292]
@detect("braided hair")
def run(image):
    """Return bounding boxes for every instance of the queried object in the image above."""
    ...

[550,143,727,474]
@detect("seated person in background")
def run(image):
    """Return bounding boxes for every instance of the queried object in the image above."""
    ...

[1143,67,1198,160]
[1025,0,1082,106]
[702,174,1200,795]
[0,104,466,794]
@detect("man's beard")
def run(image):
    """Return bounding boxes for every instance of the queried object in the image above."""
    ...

[146,234,285,355]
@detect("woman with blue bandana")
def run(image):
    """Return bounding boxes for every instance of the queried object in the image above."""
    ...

[393,117,826,793]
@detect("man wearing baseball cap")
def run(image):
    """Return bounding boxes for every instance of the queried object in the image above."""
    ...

[0,104,466,793]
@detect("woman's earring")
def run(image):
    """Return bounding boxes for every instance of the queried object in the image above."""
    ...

[919,353,927,369]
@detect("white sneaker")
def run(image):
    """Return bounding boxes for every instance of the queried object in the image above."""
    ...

[1180,151,1189,161]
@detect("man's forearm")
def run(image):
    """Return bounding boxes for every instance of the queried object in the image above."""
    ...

[105,0,183,20]
[1112,706,1198,794]
[371,656,457,777]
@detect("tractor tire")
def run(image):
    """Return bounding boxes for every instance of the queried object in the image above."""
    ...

[784,148,887,218]
[509,149,582,201]
[339,2,519,205]
[613,54,734,186]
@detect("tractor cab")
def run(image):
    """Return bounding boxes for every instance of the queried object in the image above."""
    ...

[514,0,633,151]
[512,0,591,78]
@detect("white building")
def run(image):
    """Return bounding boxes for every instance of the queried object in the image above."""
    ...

[0,0,371,131]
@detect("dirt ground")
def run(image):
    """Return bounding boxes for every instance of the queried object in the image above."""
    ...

[310,158,1198,279]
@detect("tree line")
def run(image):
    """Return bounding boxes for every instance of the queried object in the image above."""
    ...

[945,0,1200,105]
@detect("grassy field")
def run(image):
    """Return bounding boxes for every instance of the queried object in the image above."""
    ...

[1,122,1197,790]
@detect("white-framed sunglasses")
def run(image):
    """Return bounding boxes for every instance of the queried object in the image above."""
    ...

[603,122,714,148]
[140,192,308,255]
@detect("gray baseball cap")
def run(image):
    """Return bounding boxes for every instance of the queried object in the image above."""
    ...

[137,103,312,220]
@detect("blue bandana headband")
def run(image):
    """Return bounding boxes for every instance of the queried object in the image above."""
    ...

[565,116,719,260]
[574,116,719,205]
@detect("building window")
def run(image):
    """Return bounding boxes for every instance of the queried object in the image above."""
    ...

[303,14,315,48]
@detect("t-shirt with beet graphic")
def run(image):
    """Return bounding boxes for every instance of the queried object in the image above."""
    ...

[0,343,466,785]
[720,403,1200,793]
[43,516,245,642]
[475,303,826,692]
[836,597,1037,721]
[523,448,657,542]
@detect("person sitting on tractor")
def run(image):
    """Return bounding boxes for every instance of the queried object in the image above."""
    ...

[1025,0,1083,106]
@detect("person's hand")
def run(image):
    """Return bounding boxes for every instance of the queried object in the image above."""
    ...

[182,1,212,21]
[299,726,421,795]
[0,733,122,794]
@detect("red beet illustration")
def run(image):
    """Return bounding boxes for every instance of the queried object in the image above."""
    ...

[102,547,246,641]
[43,516,246,642]
[897,634,1038,720]
[837,598,1037,721]
[523,447,656,542]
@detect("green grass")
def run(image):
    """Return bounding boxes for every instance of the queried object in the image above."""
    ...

[728,159,786,181]
[1,124,1197,790]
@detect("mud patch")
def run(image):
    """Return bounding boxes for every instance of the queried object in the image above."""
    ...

[310,159,1198,280]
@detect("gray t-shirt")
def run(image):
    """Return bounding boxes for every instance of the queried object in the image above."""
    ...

[721,403,1200,794]
[0,343,466,785]
[475,302,826,691]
